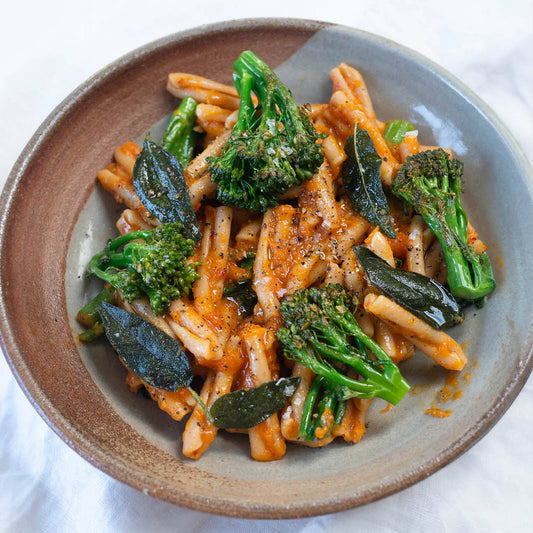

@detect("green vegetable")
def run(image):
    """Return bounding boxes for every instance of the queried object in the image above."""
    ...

[276,285,410,405]
[132,138,201,242]
[97,302,193,391]
[383,120,415,145]
[160,96,198,168]
[77,284,115,325]
[222,250,257,317]
[341,125,396,239]
[210,377,301,429]
[354,245,463,329]
[299,376,345,441]
[207,50,324,212]
[86,222,200,315]
[78,322,105,343]
[391,149,496,300]
[77,285,116,343]
[223,280,257,317]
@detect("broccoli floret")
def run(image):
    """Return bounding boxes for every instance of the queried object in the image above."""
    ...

[391,149,496,300]
[86,222,200,315]
[207,50,324,211]
[276,285,410,406]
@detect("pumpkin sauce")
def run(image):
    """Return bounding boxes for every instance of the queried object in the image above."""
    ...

[425,361,477,418]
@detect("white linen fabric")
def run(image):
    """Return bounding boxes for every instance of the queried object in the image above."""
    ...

[1,1,532,532]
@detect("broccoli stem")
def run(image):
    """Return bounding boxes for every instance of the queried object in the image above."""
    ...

[234,70,257,133]
[299,375,347,441]
[160,96,198,168]
[424,215,495,300]
[278,335,377,397]
[299,375,325,439]
[77,285,115,327]
[234,51,312,156]
[306,388,337,441]
[78,322,104,343]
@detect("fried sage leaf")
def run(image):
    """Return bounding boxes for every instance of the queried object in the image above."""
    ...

[222,250,257,317]
[210,377,301,429]
[132,139,201,242]
[98,302,193,390]
[341,125,396,239]
[354,245,463,329]
[223,279,257,317]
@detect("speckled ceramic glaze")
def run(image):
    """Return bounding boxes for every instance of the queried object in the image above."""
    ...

[1,19,532,519]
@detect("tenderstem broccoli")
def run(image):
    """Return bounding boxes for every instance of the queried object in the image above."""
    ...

[159,96,198,168]
[391,149,496,300]
[207,50,324,211]
[276,285,410,405]
[86,222,200,315]
[299,375,346,441]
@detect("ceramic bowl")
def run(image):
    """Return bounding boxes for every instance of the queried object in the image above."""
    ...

[1,19,532,518]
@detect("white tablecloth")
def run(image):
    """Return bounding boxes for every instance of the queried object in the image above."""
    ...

[1,1,532,531]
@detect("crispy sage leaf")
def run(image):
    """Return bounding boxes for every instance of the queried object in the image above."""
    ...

[98,302,192,390]
[354,245,463,329]
[132,139,201,242]
[210,377,301,429]
[341,126,396,239]
[223,279,257,317]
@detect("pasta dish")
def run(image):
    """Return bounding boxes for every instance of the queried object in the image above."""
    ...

[76,51,495,462]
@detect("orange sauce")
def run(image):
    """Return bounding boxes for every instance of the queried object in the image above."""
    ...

[426,401,452,418]
[380,403,393,413]
[426,407,452,418]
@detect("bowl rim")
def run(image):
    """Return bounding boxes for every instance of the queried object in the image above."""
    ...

[1,17,533,519]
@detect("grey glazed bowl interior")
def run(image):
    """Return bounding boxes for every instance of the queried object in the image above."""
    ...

[1,19,533,518]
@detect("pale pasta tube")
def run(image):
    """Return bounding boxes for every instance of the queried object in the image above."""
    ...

[125,371,195,421]
[406,215,426,275]
[399,133,420,163]
[185,130,231,183]
[98,167,155,225]
[145,386,196,422]
[364,228,395,268]
[193,206,233,322]
[333,397,371,443]
[167,73,240,110]
[113,142,140,176]
[241,325,286,461]
[330,63,376,120]
[280,364,315,441]
[321,134,346,173]
[329,90,398,185]
[195,103,233,141]
[342,252,366,294]
[116,208,153,234]
[322,262,344,285]
[120,297,175,338]
[308,162,341,231]
[425,238,446,280]
[168,299,224,363]
[253,210,282,322]
[185,131,231,208]
[364,293,467,371]
[182,370,233,459]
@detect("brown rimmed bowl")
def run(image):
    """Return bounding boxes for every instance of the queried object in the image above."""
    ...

[1,18,533,519]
